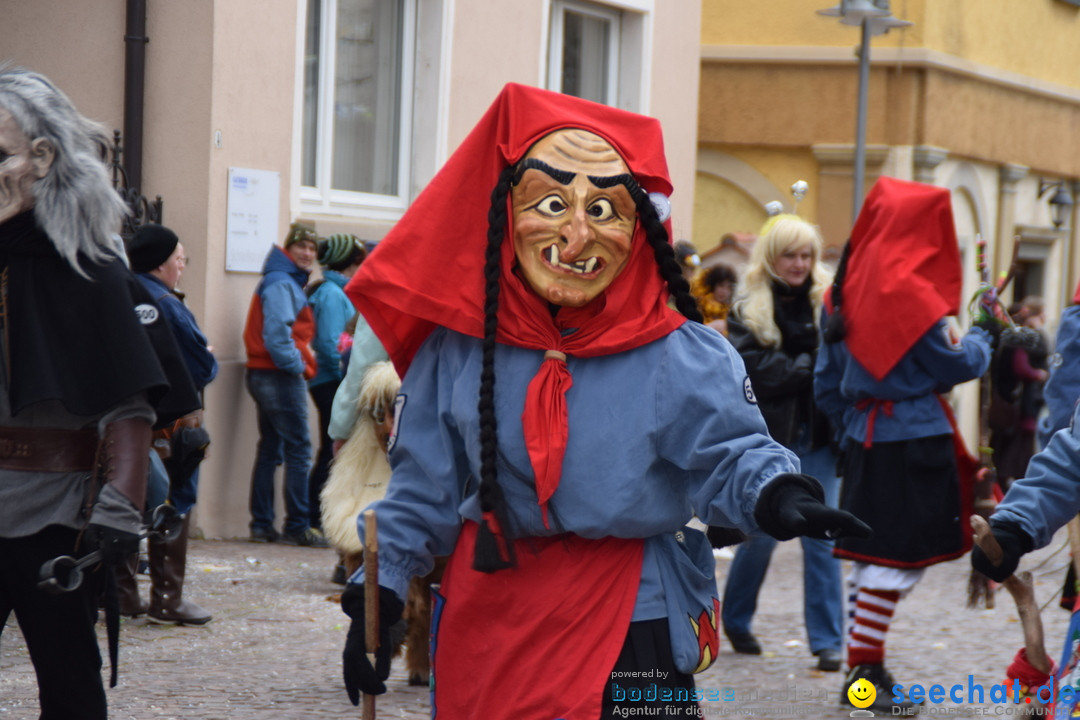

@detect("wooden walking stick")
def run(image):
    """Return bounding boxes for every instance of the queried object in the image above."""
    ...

[363,509,379,720]
[971,515,1051,675]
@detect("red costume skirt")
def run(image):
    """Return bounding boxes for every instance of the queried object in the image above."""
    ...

[430,521,644,719]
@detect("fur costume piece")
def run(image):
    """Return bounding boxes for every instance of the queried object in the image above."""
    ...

[320,361,399,557]
[320,360,444,686]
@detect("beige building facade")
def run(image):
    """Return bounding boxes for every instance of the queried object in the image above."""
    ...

[699,0,1080,444]
[699,0,1080,302]
[3,0,702,538]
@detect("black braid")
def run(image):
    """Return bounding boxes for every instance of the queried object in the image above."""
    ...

[823,240,851,344]
[634,192,704,323]
[474,165,516,572]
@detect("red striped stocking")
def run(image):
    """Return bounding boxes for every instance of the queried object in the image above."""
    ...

[848,588,900,667]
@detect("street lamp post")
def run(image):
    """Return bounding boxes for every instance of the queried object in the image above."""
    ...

[853,19,871,224]
[817,0,913,223]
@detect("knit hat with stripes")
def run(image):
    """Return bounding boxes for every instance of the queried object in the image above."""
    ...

[318,233,365,270]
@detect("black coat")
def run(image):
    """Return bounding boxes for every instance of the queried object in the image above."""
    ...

[0,211,200,428]
[727,289,830,450]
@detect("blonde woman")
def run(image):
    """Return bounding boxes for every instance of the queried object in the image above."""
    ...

[717,214,844,671]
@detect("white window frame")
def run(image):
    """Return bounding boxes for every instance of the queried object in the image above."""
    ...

[293,0,417,222]
[545,0,652,113]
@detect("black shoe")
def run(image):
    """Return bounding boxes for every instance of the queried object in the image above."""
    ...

[249,526,279,543]
[724,627,762,655]
[842,663,920,714]
[814,648,843,672]
[280,528,330,548]
[331,563,347,585]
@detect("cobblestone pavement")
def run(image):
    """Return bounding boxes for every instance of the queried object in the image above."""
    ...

[1,529,1074,719]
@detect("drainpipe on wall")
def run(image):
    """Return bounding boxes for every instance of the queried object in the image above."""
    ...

[123,0,148,193]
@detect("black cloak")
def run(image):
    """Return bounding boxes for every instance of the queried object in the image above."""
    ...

[0,211,199,429]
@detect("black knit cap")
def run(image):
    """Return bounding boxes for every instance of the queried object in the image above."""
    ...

[127,224,180,274]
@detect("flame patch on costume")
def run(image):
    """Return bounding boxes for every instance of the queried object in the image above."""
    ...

[944,323,961,348]
[687,596,721,673]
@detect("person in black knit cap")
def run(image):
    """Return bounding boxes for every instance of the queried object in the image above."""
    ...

[124,223,217,626]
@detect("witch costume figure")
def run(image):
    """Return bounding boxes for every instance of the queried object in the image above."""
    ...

[0,66,198,719]
[814,177,993,714]
[339,83,869,719]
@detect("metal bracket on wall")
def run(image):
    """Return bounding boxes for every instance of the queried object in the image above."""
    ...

[110,129,163,240]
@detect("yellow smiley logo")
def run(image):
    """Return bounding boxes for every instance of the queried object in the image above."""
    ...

[847,678,876,709]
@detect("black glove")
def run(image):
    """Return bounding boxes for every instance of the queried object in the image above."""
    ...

[341,583,404,703]
[970,520,1033,583]
[706,526,747,549]
[87,524,141,566]
[973,315,1001,350]
[87,483,143,566]
[754,473,873,541]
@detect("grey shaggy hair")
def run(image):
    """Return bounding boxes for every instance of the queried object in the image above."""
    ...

[0,64,129,274]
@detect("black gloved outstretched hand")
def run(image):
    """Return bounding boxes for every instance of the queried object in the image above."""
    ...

[754,473,872,542]
[341,583,404,704]
[970,520,1033,583]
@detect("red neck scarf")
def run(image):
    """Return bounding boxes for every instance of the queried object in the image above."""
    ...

[836,177,962,380]
[346,83,684,519]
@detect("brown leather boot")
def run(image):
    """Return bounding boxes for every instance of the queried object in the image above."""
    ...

[116,552,148,617]
[147,514,212,625]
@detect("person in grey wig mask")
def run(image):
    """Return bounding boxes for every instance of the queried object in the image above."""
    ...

[0,65,198,719]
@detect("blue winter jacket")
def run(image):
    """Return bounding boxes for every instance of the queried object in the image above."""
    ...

[243,246,315,378]
[814,312,992,445]
[307,270,356,388]
[357,321,800,619]
[137,274,218,391]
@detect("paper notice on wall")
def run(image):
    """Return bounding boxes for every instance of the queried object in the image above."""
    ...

[226,168,280,272]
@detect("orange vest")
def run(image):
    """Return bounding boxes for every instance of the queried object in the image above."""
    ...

[243,295,318,380]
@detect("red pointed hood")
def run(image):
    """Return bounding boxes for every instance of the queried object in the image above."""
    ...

[345,82,683,377]
[839,177,962,380]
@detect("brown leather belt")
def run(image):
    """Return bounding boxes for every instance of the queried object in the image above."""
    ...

[0,426,99,472]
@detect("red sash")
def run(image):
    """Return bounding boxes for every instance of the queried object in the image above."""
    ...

[431,521,644,719]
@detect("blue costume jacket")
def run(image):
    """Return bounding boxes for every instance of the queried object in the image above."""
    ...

[1038,306,1080,448]
[993,401,1080,549]
[358,321,799,620]
[814,313,992,445]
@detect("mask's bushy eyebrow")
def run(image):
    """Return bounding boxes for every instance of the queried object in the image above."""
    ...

[588,173,643,200]
[511,158,575,187]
